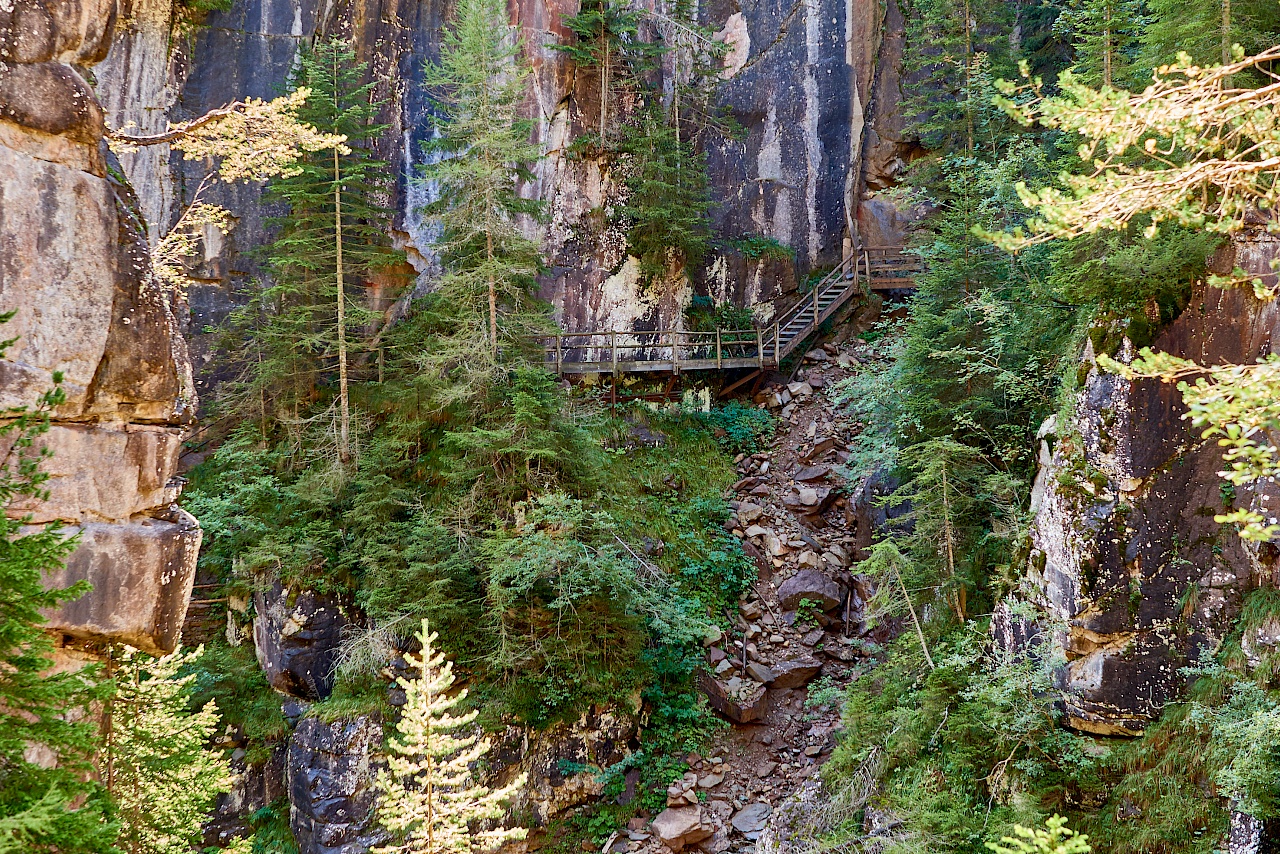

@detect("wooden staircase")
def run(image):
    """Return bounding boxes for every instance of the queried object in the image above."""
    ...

[542,245,918,376]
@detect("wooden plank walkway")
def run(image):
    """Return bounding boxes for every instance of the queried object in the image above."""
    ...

[543,245,919,376]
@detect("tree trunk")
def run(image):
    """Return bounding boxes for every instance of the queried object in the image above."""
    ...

[332,62,350,464]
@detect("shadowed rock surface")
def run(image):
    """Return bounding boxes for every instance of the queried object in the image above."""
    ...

[1021,236,1280,735]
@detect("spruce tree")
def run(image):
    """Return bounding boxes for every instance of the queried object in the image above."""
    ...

[101,646,231,854]
[616,104,712,283]
[374,620,526,854]
[552,0,661,139]
[420,0,544,379]
[0,321,117,853]
[1053,0,1140,87]
[244,39,405,460]
[1137,0,1280,69]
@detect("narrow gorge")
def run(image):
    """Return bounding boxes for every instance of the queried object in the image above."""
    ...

[3,0,1280,852]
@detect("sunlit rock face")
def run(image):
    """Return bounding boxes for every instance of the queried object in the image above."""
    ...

[0,0,199,655]
[93,0,903,357]
[1020,236,1280,736]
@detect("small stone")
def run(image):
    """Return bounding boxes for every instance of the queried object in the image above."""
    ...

[755,761,779,778]
[703,624,724,646]
[731,802,773,834]
[797,488,820,506]
[805,349,829,362]
[737,503,764,524]
[740,601,763,620]
[745,524,770,539]
[804,744,823,757]
[714,658,735,675]
[708,647,727,665]
[698,773,725,789]
[745,662,775,683]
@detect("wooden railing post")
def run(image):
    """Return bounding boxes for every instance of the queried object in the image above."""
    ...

[671,329,678,374]
[611,331,617,376]
[556,334,563,374]
[773,323,779,364]
[715,328,722,369]
[756,327,764,369]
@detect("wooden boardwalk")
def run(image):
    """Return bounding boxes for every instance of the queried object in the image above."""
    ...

[543,245,918,376]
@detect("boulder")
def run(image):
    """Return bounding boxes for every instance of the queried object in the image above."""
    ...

[731,802,773,834]
[701,674,768,723]
[288,715,383,854]
[777,569,844,611]
[650,806,714,851]
[793,464,831,482]
[254,581,350,701]
[41,511,200,655]
[769,657,823,689]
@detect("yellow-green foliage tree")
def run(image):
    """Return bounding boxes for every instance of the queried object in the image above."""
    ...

[992,47,1280,540]
[101,646,231,854]
[374,620,526,854]
[987,816,1092,854]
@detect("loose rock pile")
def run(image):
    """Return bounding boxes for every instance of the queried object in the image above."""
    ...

[618,338,896,854]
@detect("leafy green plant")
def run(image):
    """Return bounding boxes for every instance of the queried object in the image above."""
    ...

[693,401,774,455]
[728,235,795,262]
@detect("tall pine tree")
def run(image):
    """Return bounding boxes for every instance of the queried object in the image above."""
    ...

[236,39,405,461]
[0,323,116,854]
[420,0,544,384]
[101,646,231,854]
[374,620,525,854]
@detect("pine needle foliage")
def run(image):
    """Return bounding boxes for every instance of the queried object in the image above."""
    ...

[420,0,546,376]
[552,0,663,139]
[102,646,232,854]
[616,105,712,284]
[374,620,527,854]
[0,322,116,854]
[229,38,406,448]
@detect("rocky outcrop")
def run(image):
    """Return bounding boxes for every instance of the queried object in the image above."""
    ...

[253,581,351,701]
[288,715,385,854]
[1021,236,1280,735]
[0,0,199,655]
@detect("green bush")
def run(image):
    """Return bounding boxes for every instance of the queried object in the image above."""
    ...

[695,401,774,455]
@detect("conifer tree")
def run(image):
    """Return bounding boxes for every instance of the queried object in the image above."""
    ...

[101,645,231,854]
[420,0,544,376]
[617,104,712,283]
[0,322,116,853]
[1053,0,1139,88]
[1136,0,1280,69]
[374,620,526,854]
[244,39,405,459]
[553,0,660,139]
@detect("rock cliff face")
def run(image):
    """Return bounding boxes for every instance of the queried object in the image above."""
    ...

[0,0,199,656]
[93,0,905,357]
[1021,237,1280,736]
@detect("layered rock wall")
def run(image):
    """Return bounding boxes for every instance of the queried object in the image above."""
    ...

[1022,238,1280,735]
[0,0,199,655]
[94,0,905,350]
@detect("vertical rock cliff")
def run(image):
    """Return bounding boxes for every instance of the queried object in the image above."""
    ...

[0,0,200,655]
[94,0,907,353]
[1020,238,1280,735]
